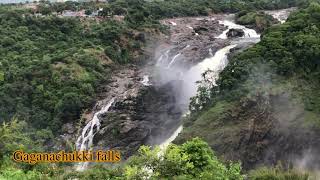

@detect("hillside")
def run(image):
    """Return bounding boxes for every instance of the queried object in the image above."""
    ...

[177,2,320,171]
[0,0,319,179]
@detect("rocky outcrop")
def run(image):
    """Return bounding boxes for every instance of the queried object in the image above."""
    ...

[64,14,243,163]
[226,28,245,38]
[159,16,229,68]
[177,93,320,170]
[94,81,182,158]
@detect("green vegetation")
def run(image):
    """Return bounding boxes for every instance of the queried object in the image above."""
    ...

[0,0,307,141]
[0,119,55,179]
[0,5,153,133]
[236,11,279,32]
[0,132,244,179]
[189,2,320,118]
[249,167,309,180]
[1,0,320,179]
[34,0,305,20]
[181,1,320,173]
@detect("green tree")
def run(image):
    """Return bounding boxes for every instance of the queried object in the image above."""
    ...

[124,138,244,179]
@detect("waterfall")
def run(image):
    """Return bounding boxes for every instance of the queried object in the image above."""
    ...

[75,98,115,171]
[71,9,294,172]
[178,44,237,107]
[158,16,261,152]
[156,49,170,66]
[141,75,151,86]
[209,48,213,57]
[156,55,164,65]
[217,20,260,39]
[158,44,239,153]
[166,45,189,68]
[159,125,183,151]
[167,53,181,68]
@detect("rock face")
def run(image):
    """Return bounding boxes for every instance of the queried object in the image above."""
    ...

[159,16,229,69]
[94,82,182,158]
[226,28,245,38]
[69,14,234,161]
[177,93,320,170]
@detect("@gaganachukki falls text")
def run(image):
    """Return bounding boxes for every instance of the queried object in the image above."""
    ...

[12,150,121,164]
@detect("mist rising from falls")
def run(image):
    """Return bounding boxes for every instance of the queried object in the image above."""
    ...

[181,44,237,104]
[155,9,298,169]
[154,45,239,151]
[73,9,296,171]
[153,16,263,151]
[75,98,115,171]
[159,125,183,151]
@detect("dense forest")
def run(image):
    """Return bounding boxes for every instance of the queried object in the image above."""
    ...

[0,2,160,133]
[1,0,319,179]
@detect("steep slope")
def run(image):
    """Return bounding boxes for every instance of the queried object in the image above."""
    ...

[177,3,320,170]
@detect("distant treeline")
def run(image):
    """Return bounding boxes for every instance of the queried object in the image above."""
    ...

[34,0,306,18]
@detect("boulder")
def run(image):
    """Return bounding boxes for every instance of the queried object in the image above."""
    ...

[226,28,245,38]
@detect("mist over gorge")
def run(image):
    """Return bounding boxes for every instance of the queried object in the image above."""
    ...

[0,0,320,179]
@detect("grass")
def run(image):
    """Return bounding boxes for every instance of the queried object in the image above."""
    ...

[249,167,309,180]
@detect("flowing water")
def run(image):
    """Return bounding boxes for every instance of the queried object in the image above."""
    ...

[75,98,115,170]
[181,44,237,100]
[141,75,151,86]
[157,16,261,151]
[167,53,181,68]
[217,19,260,39]
[75,9,294,170]
[158,8,294,152]
[265,7,297,24]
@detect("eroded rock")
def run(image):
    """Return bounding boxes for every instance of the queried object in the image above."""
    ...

[226,28,245,38]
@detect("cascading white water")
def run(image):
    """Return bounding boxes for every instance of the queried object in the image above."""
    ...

[217,20,260,39]
[159,125,183,151]
[158,17,261,152]
[156,49,170,66]
[167,53,181,68]
[141,75,151,86]
[181,44,237,100]
[72,9,294,171]
[170,21,177,26]
[209,48,214,57]
[167,45,190,68]
[75,98,115,171]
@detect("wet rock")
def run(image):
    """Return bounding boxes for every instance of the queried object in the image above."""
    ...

[126,82,134,89]
[120,121,138,134]
[159,16,229,68]
[95,81,182,159]
[227,28,245,38]
[177,93,320,170]
[194,26,209,35]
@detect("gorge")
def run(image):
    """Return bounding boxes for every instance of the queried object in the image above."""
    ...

[1,1,320,179]
[73,8,294,170]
